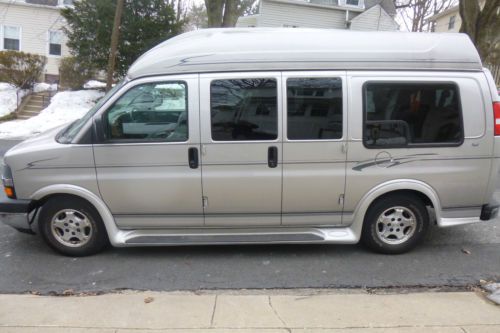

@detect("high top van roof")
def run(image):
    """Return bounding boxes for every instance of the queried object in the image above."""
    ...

[127,28,482,79]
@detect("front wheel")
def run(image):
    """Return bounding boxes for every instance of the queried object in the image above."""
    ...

[361,194,429,254]
[39,196,109,256]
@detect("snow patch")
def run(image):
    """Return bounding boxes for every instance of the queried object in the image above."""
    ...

[84,80,106,89]
[33,83,58,93]
[0,90,104,139]
[0,83,15,91]
[0,83,25,118]
[0,82,57,118]
[484,282,500,305]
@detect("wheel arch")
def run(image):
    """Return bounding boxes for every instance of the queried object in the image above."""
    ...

[349,179,441,240]
[30,184,122,246]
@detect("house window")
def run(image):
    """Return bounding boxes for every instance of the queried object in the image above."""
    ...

[57,0,74,5]
[26,0,58,5]
[49,30,62,56]
[339,0,363,7]
[448,15,456,30]
[3,26,20,51]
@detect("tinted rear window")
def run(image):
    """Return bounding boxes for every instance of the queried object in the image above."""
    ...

[363,82,463,148]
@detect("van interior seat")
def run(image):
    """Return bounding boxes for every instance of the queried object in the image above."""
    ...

[421,106,460,142]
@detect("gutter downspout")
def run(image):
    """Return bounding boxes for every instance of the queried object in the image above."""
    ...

[345,9,351,29]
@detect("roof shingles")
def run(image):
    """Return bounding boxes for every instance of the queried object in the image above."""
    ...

[365,0,397,16]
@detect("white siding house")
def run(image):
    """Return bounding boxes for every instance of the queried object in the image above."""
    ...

[428,1,498,85]
[0,0,72,82]
[256,0,347,28]
[237,0,398,31]
[428,6,461,33]
[428,1,488,33]
[350,4,398,31]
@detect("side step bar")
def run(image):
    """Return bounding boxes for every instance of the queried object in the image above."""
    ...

[115,227,359,246]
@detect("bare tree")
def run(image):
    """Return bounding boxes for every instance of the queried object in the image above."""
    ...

[165,0,190,26]
[185,2,208,30]
[204,0,257,27]
[459,0,500,64]
[106,0,124,91]
[394,0,457,32]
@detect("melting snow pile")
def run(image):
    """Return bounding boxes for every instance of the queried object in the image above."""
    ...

[33,82,58,93]
[0,82,57,119]
[84,80,106,89]
[0,90,104,139]
[0,83,25,118]
[483,282,500,305]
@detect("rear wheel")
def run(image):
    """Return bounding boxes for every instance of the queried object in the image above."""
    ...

[361,194,429,254]
[39,196,109,256]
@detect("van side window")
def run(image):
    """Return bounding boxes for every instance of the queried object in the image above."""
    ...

[210,79,277,141]
[104,82,188,142]
[287,78,342,140]
[363,83,463,148]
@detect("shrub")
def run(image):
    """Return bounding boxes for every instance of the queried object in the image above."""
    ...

[0,51,47,89]
[58,56,97,90]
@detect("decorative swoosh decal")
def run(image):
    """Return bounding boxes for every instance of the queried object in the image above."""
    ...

[352,153,437,172]
[19,157,59,171]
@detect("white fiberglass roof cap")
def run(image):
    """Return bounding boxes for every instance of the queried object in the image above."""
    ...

[127,28,483,79]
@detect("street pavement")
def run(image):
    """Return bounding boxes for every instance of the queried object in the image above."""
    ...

[0,140,18,157]
[0,140,499,294]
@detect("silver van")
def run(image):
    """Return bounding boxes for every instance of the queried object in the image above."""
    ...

[2,28,500,256]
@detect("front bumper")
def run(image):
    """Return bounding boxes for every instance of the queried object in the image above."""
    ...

[0,198,35,234]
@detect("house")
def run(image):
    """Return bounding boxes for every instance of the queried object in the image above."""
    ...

[0,0,73,82]
[428,5,461,33]
[428,1,499,85]
[236,0,398,31]
[428,1,488,33]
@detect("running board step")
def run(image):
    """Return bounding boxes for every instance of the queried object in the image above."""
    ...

[117,227,358,246]
[126,233,321,244]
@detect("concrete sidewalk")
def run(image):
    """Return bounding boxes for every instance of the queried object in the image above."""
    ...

[0,290,499,332]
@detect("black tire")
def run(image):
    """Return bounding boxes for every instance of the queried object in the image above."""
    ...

[361,194,429,254]
[39,196,109,256]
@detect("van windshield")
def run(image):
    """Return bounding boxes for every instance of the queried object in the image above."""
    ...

[57,81,125,144]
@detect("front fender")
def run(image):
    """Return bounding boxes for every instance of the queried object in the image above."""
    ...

[30,184,123,246]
